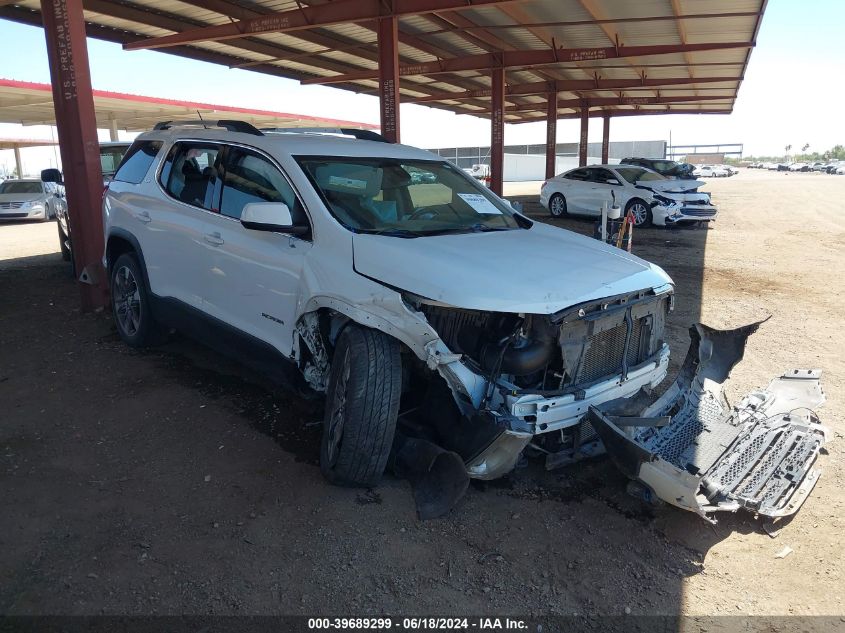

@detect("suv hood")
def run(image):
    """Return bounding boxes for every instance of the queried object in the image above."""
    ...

[353,222,672,314]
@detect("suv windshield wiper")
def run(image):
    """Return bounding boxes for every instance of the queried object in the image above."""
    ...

[357,224,514,238]
[357,228,428,238]
[428,223,513,235]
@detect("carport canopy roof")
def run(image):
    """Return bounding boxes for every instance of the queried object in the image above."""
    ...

[0,137,58,150]
[0,0,766,123]
[0,78,377,131]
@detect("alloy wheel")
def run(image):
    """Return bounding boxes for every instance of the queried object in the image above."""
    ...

[629,202,649,226]
[113,265,141,337]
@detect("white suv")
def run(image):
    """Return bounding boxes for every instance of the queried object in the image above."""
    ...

[103,121,673,487]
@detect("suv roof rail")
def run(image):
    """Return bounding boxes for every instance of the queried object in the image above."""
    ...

[260,127,390,143]
[152,119,264,136]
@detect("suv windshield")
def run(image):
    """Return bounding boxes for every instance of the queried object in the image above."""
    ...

[296,156,521,236]
[0,181,42,194]
[616,167,666,183]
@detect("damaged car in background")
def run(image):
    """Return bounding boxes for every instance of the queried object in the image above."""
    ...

[103,123,828,522]
[540,164,717,227]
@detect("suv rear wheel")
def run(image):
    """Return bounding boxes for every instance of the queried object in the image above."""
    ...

[110,252,163,347]
[320,325,402,487]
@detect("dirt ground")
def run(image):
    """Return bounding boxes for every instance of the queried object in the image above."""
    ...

[1,169,844,619]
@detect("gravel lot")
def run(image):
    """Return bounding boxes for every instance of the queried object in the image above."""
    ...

[1,169,843,618]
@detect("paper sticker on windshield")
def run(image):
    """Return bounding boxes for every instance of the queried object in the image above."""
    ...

[457,193,502,215]
[328,175,368,191]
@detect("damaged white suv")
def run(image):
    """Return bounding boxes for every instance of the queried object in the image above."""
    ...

[104,121,677,488]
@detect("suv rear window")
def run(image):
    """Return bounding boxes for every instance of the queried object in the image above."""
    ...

[100,144,131,177]
[113,141,162,184]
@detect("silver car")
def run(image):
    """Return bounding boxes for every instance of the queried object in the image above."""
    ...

[0,178,65,222]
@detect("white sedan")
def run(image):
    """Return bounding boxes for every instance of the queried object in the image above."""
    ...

[693,165,729,178]
[540,164,717,227]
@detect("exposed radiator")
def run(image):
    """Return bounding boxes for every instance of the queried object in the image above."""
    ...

[577,318,647,385]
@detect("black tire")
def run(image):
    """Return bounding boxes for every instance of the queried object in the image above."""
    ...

[320,325,402,487]
[626,198,652,228]
[57,223,71,261]
[548,193,567,218]
[110,252,163,348]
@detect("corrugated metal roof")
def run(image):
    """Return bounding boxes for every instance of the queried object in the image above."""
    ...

[0,0,766,122]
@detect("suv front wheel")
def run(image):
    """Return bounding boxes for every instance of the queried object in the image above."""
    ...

[320,325,402,487]
[110,252,163,347]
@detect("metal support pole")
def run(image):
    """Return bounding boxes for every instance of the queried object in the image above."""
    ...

[377,14,400,143]
[13,146,23,177]
[108,119,119,142]
[41,0,107,310]
[578,104,589,167]
[490,65,505,196]
[545,92,557,180]
[601,114,610,164]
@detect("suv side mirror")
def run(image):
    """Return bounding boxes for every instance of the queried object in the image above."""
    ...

[241,202,308,235]
[41,168,63,184]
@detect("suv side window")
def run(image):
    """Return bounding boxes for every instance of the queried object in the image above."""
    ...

[159,142,221,210]
[219,146,309,233]
[114,141,163,184]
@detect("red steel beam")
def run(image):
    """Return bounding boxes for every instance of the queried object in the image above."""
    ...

[300,42,752,85]
[503,94,731,113]
[402,75,741,103]
[420,11,763,36]
[123,0,525,51]
[578,105,589,167]
[490,67,505,197]
[40,0,107,310]
[177,0,496,109]
[513,108,732,124]
[378,15,400,143]
[545,93,557,180]
[601,114,610,163]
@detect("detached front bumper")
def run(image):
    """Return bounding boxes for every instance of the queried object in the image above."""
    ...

[652,202,718,226]
[590,322,831,522]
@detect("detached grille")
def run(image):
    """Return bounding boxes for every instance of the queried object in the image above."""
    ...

[577,318,647,385]
[0,201,25,210]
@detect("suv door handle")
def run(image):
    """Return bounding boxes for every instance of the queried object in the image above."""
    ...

[134,211,151,223]
[203,232,224,246]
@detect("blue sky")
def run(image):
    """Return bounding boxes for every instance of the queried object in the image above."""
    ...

[1,0,843,173]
